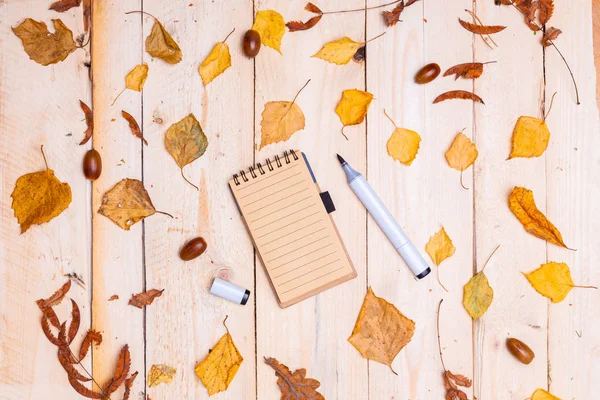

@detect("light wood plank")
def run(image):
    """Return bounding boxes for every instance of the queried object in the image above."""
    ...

[0,2,91,399]
[367,1,474,398]
[254,1,368,399]
[141,0,256,398]
[91,1,145,397]
[473,3,548,399]
[545,1,600,398]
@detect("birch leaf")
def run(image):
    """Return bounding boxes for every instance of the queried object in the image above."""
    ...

[523,262,594,303]
[425,226,456,266]
[12,18,77,65]
[195,319,243,396]
[348,287,415,374]
[335,89,374,138]
[125,64,148,91]
[312,37,362,65]
[445,132,478,189]
[531,389,561,400]
[264,357,324,400]
[146,20,182,64]
[252,10,285,54]
[387,128,421,166]
[11,146,72,233]
[199,42,231,86]
[508,186,567,247]
[508,116,550,159]
[260,102,305,149]
[148,364,176,387]
[463,272,493,320]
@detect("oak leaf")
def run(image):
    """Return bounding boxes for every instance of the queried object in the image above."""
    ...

[508,116,550,159]
[199,41,231,86]
[98,178,171,230]
[445,132,478,190]
[79,329,102,360]
[165,113,208,190]
[123,371,138,400]
[12,18,77,65]
[531,388,561,400]
[11,146,72,233]
[104,344,131,395]
[508,187,567,247]
[538,0,554,25]
[252,10,286,54]
[384,110,420,166]
[148,364,176,387]
[128,289,164,308]
[79,100,93,145]
[433,90,484,104]
[542,27,562,47]
[443,62,494,80]
[122,110,147,145]
[348,287,415,373]
[195,318,243,396]
[458,18,506,34]
[425,226,456,266]
[335,89,374,138]
[523,262,597,303]
[146,19,182,64]
[312,37,362,65]
[286,3,323,32]
[50,0,81,12]
[264,357,324,400]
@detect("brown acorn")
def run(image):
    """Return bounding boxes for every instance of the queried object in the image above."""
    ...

[179,237,208,261]
[243,30,261,58]
[83,149,102,180]
[506,338,535,364]
[415,63,441,84]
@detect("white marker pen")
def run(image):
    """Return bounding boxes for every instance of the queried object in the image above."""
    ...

[337,154,431,279]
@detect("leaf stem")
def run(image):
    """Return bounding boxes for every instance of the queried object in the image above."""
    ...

[180,168,199,191]
[341,127,349,141]
[154,210,174,219]
[321,0,404,15]
[364,31,386,44]
[222,27,235,44]
[111,88,126,107]
[40,145,49,170]
[437,269,449,292]
[222,315,230,334]
[436,299,447,372]
[481,245,500,273]
[66,346,111,399]
[572,285,598,289]
[124,10,159,22]
[290,79,311,106]
[543,92,557,121]
[383,108,398,129]
[459,170,469,190]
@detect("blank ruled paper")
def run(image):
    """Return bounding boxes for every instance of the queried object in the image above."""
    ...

[229,151,356,307]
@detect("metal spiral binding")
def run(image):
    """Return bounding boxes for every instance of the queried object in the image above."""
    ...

[232,149,300,186]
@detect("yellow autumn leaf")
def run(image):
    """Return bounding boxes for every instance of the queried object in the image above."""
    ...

[146,19,182,64]
[384,110,420,166]
[531,389,561,400]
[348,287,415,374]
[126,64,149,91]
[463,246,499,320]
[199,43,231,86]
[252,10,285,54]
[523,262,585,303]
[426,226,455,266]
[508,116,550,159]
[445,131,478,189]
[11,146,72,234]
[195,318,243,396]
[12,18,77,66]
[312,37,362,65]
[335,89,374,138]
[508,186,567,248]
[148,364,176,387]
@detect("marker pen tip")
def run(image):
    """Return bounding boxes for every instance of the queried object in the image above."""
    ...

[336,154,346,165]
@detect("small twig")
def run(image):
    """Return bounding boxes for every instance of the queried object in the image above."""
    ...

[364,32,386,44]
[321,0,404,15]
[436,299,447,372]
[40,145,49,170]
[111,88,126,107]
[383,108,398,129]
[480,245,500,273]
[222,27,235,44]
[180,168,199,191]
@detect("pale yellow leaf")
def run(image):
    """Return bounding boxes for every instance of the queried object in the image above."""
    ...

[312,37,362,65]
[509,116,550,159]
[524,262,575,303]
[195,331,243,396]
[148,364,176,387]
[445,132,478,171]
[126,64,148,91]
[260,101,305,149]
[199,42,231,86]
[252,10,285,54]
[425,226,456,266]
[386,127,421,166]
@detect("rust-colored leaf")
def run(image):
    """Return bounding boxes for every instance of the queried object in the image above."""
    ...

[383,2,405,27]
[39,280,72,308]
[458,18,506,34]
[58,348,90,382]
[443,62,488,80]
[128,289,164,308]
[542,27,562,47]
[123,371,139,400]
[79,100,93,145]
[286,15,323,32]
[443,370,471,400]
[79,329,102,361]
[67,299,80,344]
[121,110,148,145]
[264,357,325,400]
[49,0,81,12]
[83,0,91,32]
[446,371,472,388]
[41,316,62,346]
[37,303,61,328]
[104,344,131,395]
[433,90,484,104]
[305,2,322,13]
[108,294,119,301]
[57,322,78,363]
[68,374,102,399]
[538,0,554,25]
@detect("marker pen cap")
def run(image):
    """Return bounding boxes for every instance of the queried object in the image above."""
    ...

[396,241,431,279]
[210,277,250,305]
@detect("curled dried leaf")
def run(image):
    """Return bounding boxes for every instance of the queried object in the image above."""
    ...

[67,299,80,344]
[40,280,72,308]
[264,357,325,400]
[49,0,81,12]
[433,90,484,104]
[128,289,164,308]
[122,110,147,145]
[79,329,102,360]
[41,316,63,346]
[443,62,490,80]
[79,100,93,145]
[286,14,323,32]
[104,344,131,395]
[68,374,102,399]
[382,2,405,27]
[146,19,182,64]
[123,371,139,400]
[458,18,506,34]
[542,27,562,47]
[305,2,323,13]
[538,0,554,25]
[58,348,90,382]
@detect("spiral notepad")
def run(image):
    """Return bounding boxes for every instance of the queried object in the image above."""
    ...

[229,150,356,308]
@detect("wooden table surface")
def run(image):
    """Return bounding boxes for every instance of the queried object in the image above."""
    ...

[1,1,599,399]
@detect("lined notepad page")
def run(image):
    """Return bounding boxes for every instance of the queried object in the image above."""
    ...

[229,153,355,307]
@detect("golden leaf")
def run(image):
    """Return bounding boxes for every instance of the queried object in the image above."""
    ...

[12,18,77,66]
[335,89,374,138]
[509,116,550,159]
[98,178,171,230]
[195,318,243,396]
[463,272,493,319]
[164,113,208,190]
[11,146,72,233]
[126,64,148,91]
[531,388,561,400]
[260,102,305,149]
[523,262,583,303]
[199,42,231,86]
[508,186,567,247]
[148,364,176,387]
[146,19,182,64]
[252,10,286,54]
[312,37,362,65]
[445,131,478,189]
[386,128,421,166]
[425,226,456,266]
[348,287,415,373]
[264,357,325,400]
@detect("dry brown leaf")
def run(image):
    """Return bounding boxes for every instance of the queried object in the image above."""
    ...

[79,329,102,360]
[67,299,80,344]
[508,116,550,159]
[433,90,484,104]
[508,186,567,248]
[79,100,93,145]
[68,374,102,399]
[542,26,562,46]
[108,295,119,301]
[538,0,554,25]
[58,348,90,382]
[128,289,164,308]
[11,146,72,234]
[264,357,325,400]
[165,113,208,190]
[121,110,147,145]
[287,4,322,32]
[148,364,176,387]
[443,62,493,80]
[50,0,81,12]
[38,303,61,329]
[41,316,62,346]
[98,178,171,230]
[383,2,405,27]
[12,18,77,65]
[146,19,182,64]
[305,2,322,13]
[104,344,131,395]
[83,0,91,32]
[458,18,506,34]
[39,280,72,308]
[348,287,415,373]
[123,371,138,400]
